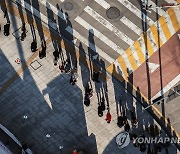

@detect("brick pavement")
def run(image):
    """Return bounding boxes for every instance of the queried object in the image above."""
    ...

[0,8,180,154]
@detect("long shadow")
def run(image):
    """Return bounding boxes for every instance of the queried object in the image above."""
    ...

[79,42,91,91]
[31,0,45,40]
[154,0,166,118]
[138,0,152,101]
[44,73,98,154]
[87,29,105,115]
[46,1,59,51]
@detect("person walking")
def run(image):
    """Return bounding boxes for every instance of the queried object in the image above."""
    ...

[105,110,112,123]
[3,22,10,36]
[70,68,79,85]
[130,110,138,127]
[21,23,26,41]
[39,39,46,59]
[92,71,101,82]
[64,59,71,74]
[31,40,37,52]
[124,120,130,132]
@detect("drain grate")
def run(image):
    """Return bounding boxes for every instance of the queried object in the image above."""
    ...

[106,7,120,20]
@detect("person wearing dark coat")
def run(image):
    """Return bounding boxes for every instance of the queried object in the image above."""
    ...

[92,71,101,82]
[31,40,37,52]
[39,40,46,59]
[84,94,90,106]
[117,116,125,128]
[98,105,103,117]
[4,23,10,36]
[124,120,130,132]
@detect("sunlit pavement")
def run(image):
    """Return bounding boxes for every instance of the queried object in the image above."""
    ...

[0,9,179,154]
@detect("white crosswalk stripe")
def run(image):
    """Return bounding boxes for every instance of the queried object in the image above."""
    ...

[84,6,134,46]
[120,16,142,36]
[94,0,110,9]
[74,16,125,55]
[118,0,154,26]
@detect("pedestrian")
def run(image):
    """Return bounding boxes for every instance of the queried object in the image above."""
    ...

[84,94,90,106]
[124,120,130,132]
[31,40,37,52]
[105,110,111,123]
[21,23,26,41]
[72,68,79,82]
[70,75,76,85]
[4,23,10,36]
[98,105,103,117]
[53,57,58,66]
[130,110,138,127]
[140,142,146,152]
[59,62,65,73]
[85,83,93,99]
[100,97,105,111]
[92,71,101,82]
[64,59,71,74]
[139,133,146,152]
[130,133,139,147]
[53,49,59,59]
[39,40,46,59]
[21,23,26,32]
[117,115,125,128]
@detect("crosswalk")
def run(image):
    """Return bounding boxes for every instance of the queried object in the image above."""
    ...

[13,0,180,79]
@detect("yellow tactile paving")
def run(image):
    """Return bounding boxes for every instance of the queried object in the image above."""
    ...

[158,16,172,40]
[125,48,138,71]
[168,8,180,32]
[150,24,163,48]
[133,41,145,64]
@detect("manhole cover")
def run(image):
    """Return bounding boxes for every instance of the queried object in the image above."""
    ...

[106,7,120,20]
[64,2,73,11]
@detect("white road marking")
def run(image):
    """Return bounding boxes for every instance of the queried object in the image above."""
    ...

[84,6,134,46]
[151,74,180,100]
[65,26,115,64]
[94,0,110,9]
[75,16,125,54]
[120,16,142,36]
[147,62,160,73]
[118,0,154,26]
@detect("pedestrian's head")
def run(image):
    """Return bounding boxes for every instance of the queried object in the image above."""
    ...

[107,121,110,124]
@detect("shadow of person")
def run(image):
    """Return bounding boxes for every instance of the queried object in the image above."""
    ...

[79,42,91,90]
[46,1,59,51]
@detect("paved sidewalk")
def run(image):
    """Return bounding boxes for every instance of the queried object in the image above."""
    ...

[0,9,179,154]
